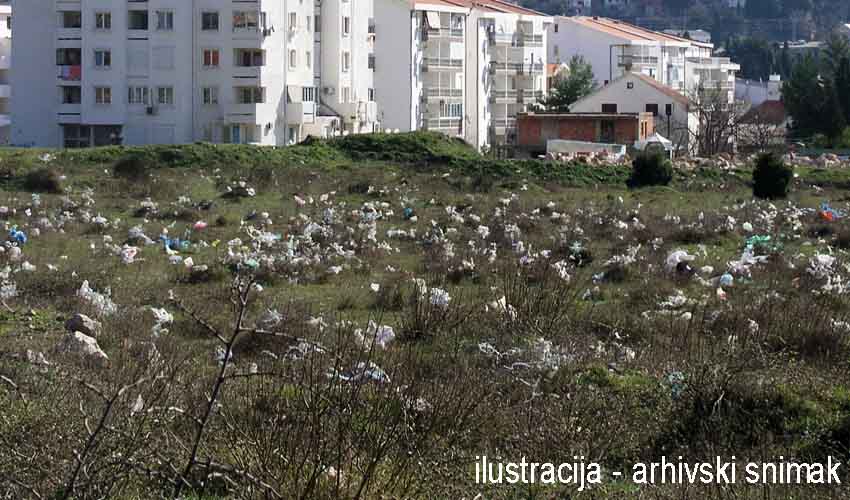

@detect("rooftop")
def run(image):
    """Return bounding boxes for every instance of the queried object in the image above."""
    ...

[562,16,694,46]
[414,0,549,16]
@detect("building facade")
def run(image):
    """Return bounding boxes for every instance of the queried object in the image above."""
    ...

[374,0,551,150]
[0,1,9,144]
[548,16,738,104]
[10,0,378,148]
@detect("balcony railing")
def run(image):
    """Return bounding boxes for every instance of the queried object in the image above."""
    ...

[488,32,543,47]
[422,57,463,71]
[425,117,462,130]
[424,88,463,98]
[490,90,543,102]
[423,27,464,39]
[617,55,659,67]
[492,118,517,129]
[489,61,544,74]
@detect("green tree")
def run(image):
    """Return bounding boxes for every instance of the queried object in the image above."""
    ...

[823,32,850,79]
[835,57,850,125]
[820,82,847,141]
[538,55,596,112]
[783,54,826,138]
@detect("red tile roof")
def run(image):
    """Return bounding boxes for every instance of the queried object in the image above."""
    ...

[628,72,689,105]
[567,16,693,44]
[741,100,786,125]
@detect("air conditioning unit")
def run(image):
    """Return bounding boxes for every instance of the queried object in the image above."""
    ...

[146,106,156,115]
[323,86,336,95]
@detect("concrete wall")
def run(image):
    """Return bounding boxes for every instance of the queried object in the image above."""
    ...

[373,0,412,132]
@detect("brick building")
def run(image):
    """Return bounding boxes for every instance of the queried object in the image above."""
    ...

[515,111,654,155]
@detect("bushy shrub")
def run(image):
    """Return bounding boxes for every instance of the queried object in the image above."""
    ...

[113,154,152,180]
[23,167,63,193]
[752,152,792,199]
[628,151,673,188]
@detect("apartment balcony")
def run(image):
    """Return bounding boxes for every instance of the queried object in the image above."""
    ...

[488,61,544,75]
[57,105,82,124]
[422,27,464,41]
[422,57,463,72]
[57,65,82,83]
[423,88,463,101]
[489,89,543,103]
[286,101,316,125]
[491,117,517,133]
[424,117,462,131]
[488,32,543,47]
[617,55,659,69]
[686,56,737,69]
[227,103,275,125]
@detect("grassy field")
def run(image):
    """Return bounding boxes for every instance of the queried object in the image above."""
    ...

[1,133,850,499]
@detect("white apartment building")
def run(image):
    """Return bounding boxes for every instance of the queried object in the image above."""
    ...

[0,2,10,144]
[374,0,551,150]
[10,0,377,148]
[548,16,739,104]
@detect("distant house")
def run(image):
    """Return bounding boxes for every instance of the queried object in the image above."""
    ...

[516,111,654,155]
[568,72,696,153]
[547,16,738,105]
[736,74,782,107]
[738,100,787,151]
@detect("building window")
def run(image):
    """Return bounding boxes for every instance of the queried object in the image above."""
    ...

[288,50,297,69]
[128,10,148,30]
[368,54,375,70]
[665,103,673,116]
[554,23,558,33]
[233,11,259,31]
[95,12,111,30]
[302,87,315,102]
[94,50,111,68]
[202,87,219,105]
[289,12,297,30]
[601,103,618,113]
[342,16,350,36]
[128,86,149,105]
[202,12,219,31]
[61,11,82,29]
[342,52,350,72]
[203,49,220,68]
[306,16,312,32]
[368,88,375,101]
[95,86,112,105]
[236,87,265,104]
[645,103,659,116]
[236,49,263,67]
[56,48,82,66]
[306,51,312,69]
[157,86,174,105]
[341,86,351,103]
[315,15,321,33]
[61,86,81,104]
[156,10,174,31]
[626,81,634,89]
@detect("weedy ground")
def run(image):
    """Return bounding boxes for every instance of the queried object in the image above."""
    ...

[0,133,849,499]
